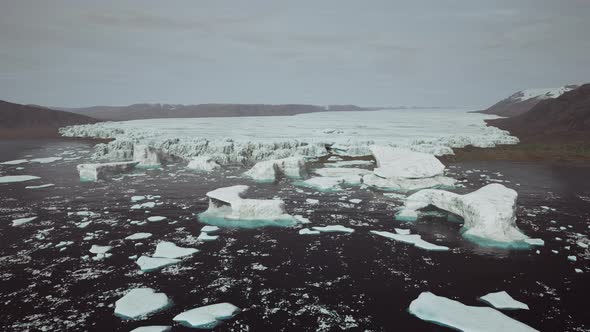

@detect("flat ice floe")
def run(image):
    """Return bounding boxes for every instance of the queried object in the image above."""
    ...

[59,109,517,165]
[199,185,296,228]
[25,183,55,189]
[401,184,529,246]
[479,291,529,310]
[312,225,355,233]
[370,230,449,251]
[147,216,167,222]
[125,232,153,240]
[153,241,198,258]
[0,175,40,184]
[90,245,112,260]
[77,161,139,181]
[409,292,538,331]
[244,157,306,182]
[12,216,37,226]
[173,303,240,329]
[130,326,171,332]
[136,256,181,272]
[299,228,321,235]
[0,159,29,165]
[114,288,171,320]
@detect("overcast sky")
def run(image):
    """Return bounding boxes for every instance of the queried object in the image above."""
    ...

[1,0,589,108]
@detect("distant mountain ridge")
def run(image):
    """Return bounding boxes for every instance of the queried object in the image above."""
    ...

[56,103,368,121]
[477,84,579,117]
[0,99,98,129]
[487,83,590,143]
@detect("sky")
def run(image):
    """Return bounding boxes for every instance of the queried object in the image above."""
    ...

[1,0,589,108]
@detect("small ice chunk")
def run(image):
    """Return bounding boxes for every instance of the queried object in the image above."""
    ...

[201,225,220,233]
[479,291,530,310]
[132,202,156,210]
[371,230,449,251]
[153,241,198,258]
[130,326,171,332]
[349,199,362,204]
[90,245,112,254]
[409,292,538,332]
[299,228,320,235]
[395,209,418,222]
[577,241,588,249]
[25,183,55,189]
[306,198,319,204]
[197,232,219,242]
[114,288,171,320]
[524,238,544,246]
[173,303,240,329]
[30,157,62,163]
[125,233,153,240]
[0,159,28,165]
[131,195,146,202]
[312,225,354,233]
[394,228,411,235]
[567,255,577,262]
[136,256,181,272]
[300,177,345,191]
[12,216,37,226]
[0,175,40,184]
[147,216,167,222]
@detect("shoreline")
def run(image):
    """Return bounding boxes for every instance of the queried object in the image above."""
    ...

[440,142,590,163]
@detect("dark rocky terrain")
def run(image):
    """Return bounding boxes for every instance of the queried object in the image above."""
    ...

[0,100,99,138]
[477,85,578,117]
[487,83,590,143]
[57,104,367,121]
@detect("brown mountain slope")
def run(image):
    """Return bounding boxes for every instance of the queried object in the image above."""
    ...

[486,83,590,143]
[476,85,578,117]
[57,103,366,121]
[0,100,99,138]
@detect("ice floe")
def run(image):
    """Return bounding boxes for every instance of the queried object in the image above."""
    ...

[0,159,29,165]
[370,230,449,251]
[409,292,538,331]
[187,156,221,172]
[153,241,198,259]
[479,291,529,310]
[77,161,139,181]
[89,245,112,260]
[0,175,40,184]
[131,202,156,210]
[370,146,445,179]
[125,233,153,240]
[299,228,321,235]
[136,256,181,272]
[244,157,306,182]
[30,157,62,163]
[114,288,171,320]
[312,225,354,233]
[402,184,529,246]
[147,216,167,222]
[12,216,38,226]
[25,183,55,189]
[173,303,240,329]
[130,326,171,332]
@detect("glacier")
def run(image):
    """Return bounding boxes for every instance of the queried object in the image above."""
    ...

[59,109,518,166]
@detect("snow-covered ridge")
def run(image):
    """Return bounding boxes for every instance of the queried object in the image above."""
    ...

[59,109,518,165]
[510,86,577,102]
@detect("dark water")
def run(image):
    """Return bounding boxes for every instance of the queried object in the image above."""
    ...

[0,139,589,331]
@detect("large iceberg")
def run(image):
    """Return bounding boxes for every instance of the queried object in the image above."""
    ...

[409,292,538,331]
[199,185,296,227]
[133,144,165,167]
[244,157,306,182]
[114,288,171,320]
[173,303,240,329]
[77,161,139,181]
[362,146,456,192]
[187,156,221,172]
[401,184,529,245]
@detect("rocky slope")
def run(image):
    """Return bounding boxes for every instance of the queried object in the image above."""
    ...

[478,85,578,117]
[486,83,590,143]
[0,100,99,138]
[57,103,366,121]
